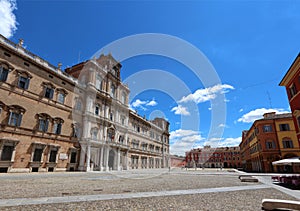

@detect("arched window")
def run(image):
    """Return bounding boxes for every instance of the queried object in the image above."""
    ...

[7,105,26,127]
[16,70,32,90]
[56,88,68,104]
[37,113,51,132]
[0,62,10,82]
[42,82,56,100]
[52,117,64,135]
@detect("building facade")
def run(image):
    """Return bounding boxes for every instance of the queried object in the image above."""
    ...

[0,34,170,173]
[185,146,241,169]
[279,53,300,145]
[240,112,300,173]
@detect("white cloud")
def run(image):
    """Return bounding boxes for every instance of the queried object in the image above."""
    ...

[179,84,234,104]
[171,105,190,116]
[131,98,157,110]
[238,108,290,123]
[146,99,157,106]
[170,129,204,156]
[131,99,146,108]
[218,137,242,147]
[218,124,228,128]
[239,108,244,112]
[0,0,17,38]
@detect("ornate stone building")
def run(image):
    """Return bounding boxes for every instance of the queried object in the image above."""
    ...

[0,34,169,173]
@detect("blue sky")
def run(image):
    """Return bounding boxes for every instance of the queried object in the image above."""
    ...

[1,0,300,155]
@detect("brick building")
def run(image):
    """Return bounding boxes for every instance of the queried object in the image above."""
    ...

[240,112,300,173]
[0,34,169,173]
[279,53,300,145]
[185,146,241,168]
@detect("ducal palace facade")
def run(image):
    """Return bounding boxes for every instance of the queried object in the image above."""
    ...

[0,34,170,173]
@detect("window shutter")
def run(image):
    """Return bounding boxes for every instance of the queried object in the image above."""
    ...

[18,77,22,87]
[17,114,23,127]
[49,89,54,99]
[25,78,30,90]
[57,124,62,134]
[45,119,49,132]
[53,123,57,133]
[8,112,12,125]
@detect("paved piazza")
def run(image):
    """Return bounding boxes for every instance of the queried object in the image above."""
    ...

[0,169,299,210]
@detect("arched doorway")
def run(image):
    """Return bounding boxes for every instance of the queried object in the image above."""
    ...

[108,149,115,170]
[224,162,228,168]
[211,163,215,168]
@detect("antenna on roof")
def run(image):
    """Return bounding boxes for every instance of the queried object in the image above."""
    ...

[267,91,273,108]
[78,51,81,63]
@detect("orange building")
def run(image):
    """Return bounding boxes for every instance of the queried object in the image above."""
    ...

[185,146,241,168]
[279,53,300,145]
[240,112,300,173]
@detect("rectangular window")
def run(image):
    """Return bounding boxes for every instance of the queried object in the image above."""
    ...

[53,123,62,135]
[283,140,294,148]
[44,87,54,99]
[33,148,43,162]
[266,141,275,149]
[49,150,57,162]
[57,93,65,104]
[70,152,77,163]
[39,119,49,132]
[0,67,9,82]
[95,106,99,115]
[1,145,14,161]
[279,124,290,131]
[8,112,22,127]
[289,84,297,98]
[18,76,30,90]
[110,112,113,121]
[263,125,272,132]
[75,101,82,111]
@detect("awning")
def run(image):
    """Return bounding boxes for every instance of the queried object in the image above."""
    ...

[272,157,300,166]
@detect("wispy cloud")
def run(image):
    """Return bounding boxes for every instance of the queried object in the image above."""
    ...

[171,105,190,116]
[131,98,158,110]
[146,99,157,106]
[218,137,242,147]
[170,129,204,156]
[179,84,234,104]
[238,108,290,123]
[0,0,17,38]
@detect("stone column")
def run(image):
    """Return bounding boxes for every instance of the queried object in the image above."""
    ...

[105,147,109,171]
[99,146,104,171]
[79,144,86,171]
[117,148,121,171]
[103,126,107,142]
[125,150,129,170]
[86,144,91,172]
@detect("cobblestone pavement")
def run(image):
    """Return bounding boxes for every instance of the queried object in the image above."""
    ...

[0,168,298,210]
